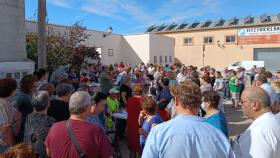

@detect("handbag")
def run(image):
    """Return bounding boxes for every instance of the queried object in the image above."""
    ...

[65,120,88,158]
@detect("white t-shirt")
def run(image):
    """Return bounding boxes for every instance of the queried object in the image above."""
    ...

[260,83,279,106]
[148,67,155,75]
[234,112,280,158]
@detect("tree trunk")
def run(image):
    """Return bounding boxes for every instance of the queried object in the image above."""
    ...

[38,0,47,69]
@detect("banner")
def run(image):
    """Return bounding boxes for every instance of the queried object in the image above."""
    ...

[238,26,280,44]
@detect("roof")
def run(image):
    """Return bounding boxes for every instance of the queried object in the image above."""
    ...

[145,13,280,33]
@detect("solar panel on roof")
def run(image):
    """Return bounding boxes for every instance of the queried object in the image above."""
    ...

[189,22,200,29]
[166,24,178,31]
[177,23,188,30]
[201,20,212,28]
[244,15,253,24]
[215,19,225,27]
[146,26,157,32]
[157,25,167,31]
[260,13,271,23]
[229,17,238,25]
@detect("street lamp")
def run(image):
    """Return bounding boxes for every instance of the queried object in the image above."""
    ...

[103,26,113,38]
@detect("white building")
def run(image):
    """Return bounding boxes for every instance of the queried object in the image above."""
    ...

[26,20,175,68]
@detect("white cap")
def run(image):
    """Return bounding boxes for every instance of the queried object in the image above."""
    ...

[109,87,120,94]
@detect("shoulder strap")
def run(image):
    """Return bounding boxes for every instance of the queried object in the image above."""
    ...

[65,120,88,158]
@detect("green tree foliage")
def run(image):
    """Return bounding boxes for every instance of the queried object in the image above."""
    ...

[26,22,99,73]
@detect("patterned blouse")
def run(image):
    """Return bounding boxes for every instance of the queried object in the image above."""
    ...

[24,113,56,158]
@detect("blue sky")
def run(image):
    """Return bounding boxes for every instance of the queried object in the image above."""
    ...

[25,0,280,34]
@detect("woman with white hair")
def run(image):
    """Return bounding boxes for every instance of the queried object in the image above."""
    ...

[24,91,56,158]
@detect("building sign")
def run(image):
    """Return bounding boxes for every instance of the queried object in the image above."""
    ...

[238,26,280,44]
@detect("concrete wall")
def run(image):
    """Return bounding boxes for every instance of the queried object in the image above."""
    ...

[25,21,175,67]
[122,34,150,67]
[84,30,123,65]
[0,0,26,61]
[149,33,175,65]
[159,28,280,69]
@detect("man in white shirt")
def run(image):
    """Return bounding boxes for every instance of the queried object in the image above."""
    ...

[234,87,280,158]
[256,75,279,107]
[176,67,187,83]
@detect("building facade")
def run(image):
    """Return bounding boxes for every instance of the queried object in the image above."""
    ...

[26,21,175,68]
[147,13,280,70]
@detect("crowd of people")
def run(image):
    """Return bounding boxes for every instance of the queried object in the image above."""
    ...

[0,61,280,158]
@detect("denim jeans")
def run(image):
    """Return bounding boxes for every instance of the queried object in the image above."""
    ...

[224,82,231,99]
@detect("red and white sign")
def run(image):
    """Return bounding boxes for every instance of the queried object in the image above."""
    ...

[238,26,280,44]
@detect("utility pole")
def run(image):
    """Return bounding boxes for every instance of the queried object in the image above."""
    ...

[38,0,47,69]
[202,44,205,67]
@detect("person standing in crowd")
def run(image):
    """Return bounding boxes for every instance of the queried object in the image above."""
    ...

[139,96,162,151]
[153,66,161,80]
[87,92,108,130]
[115,67,129,85]
[126,84,143,158]
[202,91,228,137]
[200,75,213,93]
[68,66,80,90]
[24,91,56,158]
[147,63,155,80]
[176,67,187,83]
[255,75,278,107]
[48,83,74,122]
[34,69,48,90]
[99,65,114,95]
[250,65,257,85]
[39,83,55,100]
[0,78,21,153]
[234,87,280,158]
[209,68,216,87]
[13,75,38,142]
[223,67,231,100]
[229,70,240,108]
[142,81,234,158]
[213,71,225,112]
[237,67,245,98]
[45,91,114,158]
[253,67,265,86]
[156,78,172,121]
[120,76,133,107]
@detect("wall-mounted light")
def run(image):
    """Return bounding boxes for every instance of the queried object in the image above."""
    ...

[103,26,113,38]
[217,40,225,48]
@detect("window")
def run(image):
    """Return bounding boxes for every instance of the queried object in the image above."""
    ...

[15,72,20,79]
[169,56,172,63]
[184,38,193,45]
[6,73,12,78]
[204,37,213,44]
[154,56,157,63]
[165,56,168,62]
[160,56,163,63]
[226,35,236,43]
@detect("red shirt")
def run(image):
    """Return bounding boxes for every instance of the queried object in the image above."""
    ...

[45,119,114,158]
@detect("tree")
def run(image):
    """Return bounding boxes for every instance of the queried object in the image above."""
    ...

[26,22,100,73]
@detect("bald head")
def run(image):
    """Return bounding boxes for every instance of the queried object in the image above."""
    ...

[242,87,270,108]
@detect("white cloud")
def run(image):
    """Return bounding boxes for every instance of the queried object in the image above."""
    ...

[47,0,73,8]
[47,0,226,32]
[81,0,225,25]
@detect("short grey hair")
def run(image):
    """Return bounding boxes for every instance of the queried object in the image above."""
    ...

[69,91,92,114]
[249,88,270,108]
[56,83,74,97]
[31,91,49,111]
